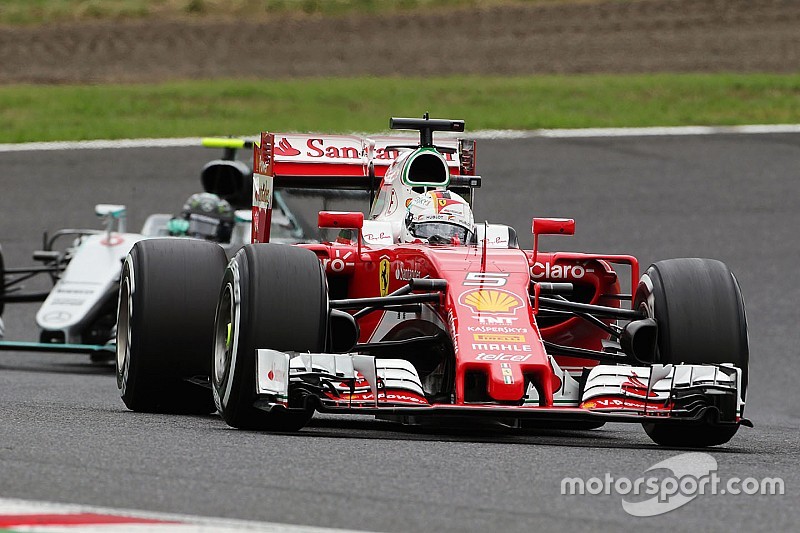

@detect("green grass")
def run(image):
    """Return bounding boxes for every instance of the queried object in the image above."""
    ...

[0,0,572,26]
[1,73,798,143]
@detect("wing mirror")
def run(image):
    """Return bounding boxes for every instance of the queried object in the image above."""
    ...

[95,204,127,234]
[531,217,574,262]
[318,211,364,230]
[318,211,365,257]
[532,217,575,236]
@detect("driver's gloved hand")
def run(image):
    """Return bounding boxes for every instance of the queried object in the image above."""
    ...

[428,234,451,245]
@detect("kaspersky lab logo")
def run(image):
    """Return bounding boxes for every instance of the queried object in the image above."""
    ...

[459,289,524,315]
[561,453,784,516]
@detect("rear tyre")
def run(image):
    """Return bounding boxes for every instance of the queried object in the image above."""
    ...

[116,239,227,414]
[212,243,327,431]
[634,258,748,447]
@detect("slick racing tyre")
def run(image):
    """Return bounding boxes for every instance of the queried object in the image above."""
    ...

[634,258,749,447]
[212,243,327,431]
[117,239,227,414]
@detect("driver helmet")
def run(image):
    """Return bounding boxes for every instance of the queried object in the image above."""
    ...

[401,190,474,245]
[168,192,234,243]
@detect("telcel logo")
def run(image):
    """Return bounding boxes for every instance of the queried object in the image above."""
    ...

[475,353,532,362]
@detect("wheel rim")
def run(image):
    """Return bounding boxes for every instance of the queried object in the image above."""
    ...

[213,282,235,401]
[116,264,133,391]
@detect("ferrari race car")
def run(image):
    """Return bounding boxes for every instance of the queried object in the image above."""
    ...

[116,116,750,447]
[0,140,306,360]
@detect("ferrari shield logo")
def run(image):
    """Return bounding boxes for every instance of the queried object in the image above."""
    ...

[379,258,391,296]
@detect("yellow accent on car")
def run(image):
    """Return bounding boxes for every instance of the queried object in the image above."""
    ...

[461,289,523,314]
[202,137,247,149]
[379,258,391,297]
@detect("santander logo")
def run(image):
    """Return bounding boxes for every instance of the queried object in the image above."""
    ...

[620,373,658,397]
[274,136,362,160]
[268,134,461,169]
[274,138,301,157]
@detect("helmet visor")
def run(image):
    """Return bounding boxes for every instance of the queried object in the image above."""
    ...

[410,222,470,243]
[187,213,220,240]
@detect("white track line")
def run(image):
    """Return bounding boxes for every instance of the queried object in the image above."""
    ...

[466,123,800,138]
[527,124,800,138]
[0,124,798,153]
[0,137,202,152]
[0,497,375,533]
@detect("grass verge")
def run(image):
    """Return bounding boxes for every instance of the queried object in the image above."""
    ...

[1,73,799,143]
[0,0,565,26]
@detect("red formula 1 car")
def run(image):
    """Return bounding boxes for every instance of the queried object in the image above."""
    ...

[116,116,750,447]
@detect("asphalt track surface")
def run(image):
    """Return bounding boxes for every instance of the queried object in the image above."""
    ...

[0,134,798,532]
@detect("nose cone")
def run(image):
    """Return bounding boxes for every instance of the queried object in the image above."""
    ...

[486,361,526,401]
[437,247,559,406]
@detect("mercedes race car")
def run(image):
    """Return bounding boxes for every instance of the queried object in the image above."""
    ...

[116,116,751,447]
[0,140,306,360]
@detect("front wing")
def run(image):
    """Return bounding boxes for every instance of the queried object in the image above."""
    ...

[254,350,747,427]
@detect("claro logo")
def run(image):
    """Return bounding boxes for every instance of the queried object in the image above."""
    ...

[530,262,586,279]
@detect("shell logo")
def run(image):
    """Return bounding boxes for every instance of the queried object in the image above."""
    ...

[459,289,524,314]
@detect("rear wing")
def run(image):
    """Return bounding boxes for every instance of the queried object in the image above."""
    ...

[255,132,475,187]
[251,132,477,242]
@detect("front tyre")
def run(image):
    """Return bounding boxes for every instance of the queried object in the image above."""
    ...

[116,239,227,414]
[212,244,328,431]
[634,258,749,447]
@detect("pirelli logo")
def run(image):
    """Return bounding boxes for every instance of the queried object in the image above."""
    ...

[473,334,526,342]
